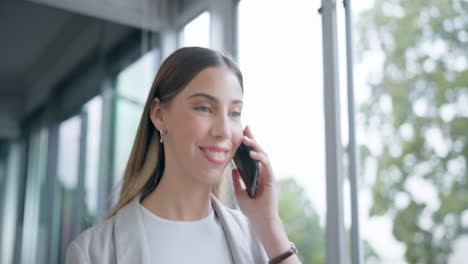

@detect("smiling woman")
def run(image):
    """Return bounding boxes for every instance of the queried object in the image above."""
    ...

[147,66,244,190]
[65,47,301,264]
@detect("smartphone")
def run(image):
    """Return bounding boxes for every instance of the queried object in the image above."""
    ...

[233,142,260,198]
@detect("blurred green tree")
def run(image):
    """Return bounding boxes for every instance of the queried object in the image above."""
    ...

[277,178,380,263]
[277,178,325,263]
[358,0,468,262]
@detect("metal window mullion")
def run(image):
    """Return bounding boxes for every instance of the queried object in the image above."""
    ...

[343,0,363,263]
[2,141,23,264]
[96,79,115,222]
[21,131,40,264]
[13,138,28,264]
[0,152,5,260]
[321,0,347,264]
[161,0,178,59]
[209,0,237,56]
[41,93,69,264]
[74,110,88,236]
[45,113,60,264]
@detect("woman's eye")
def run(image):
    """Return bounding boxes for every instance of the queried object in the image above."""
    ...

[230,111,241,117]
[195,106,212,113]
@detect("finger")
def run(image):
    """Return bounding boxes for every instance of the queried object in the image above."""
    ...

[249,151,275,184]
[242,136,267,155]
[249,151,274,183]
[244,125,256,140]
[249,150,270,167]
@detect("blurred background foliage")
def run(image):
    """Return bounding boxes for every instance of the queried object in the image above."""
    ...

[278,0,467,263]
[278,178,325,263]
[277,178,379,263]
[357,0,468,263]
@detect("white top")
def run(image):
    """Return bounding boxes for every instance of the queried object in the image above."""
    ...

[139,204,235,264]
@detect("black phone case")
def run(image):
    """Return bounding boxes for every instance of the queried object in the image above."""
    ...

[233,142,260,198]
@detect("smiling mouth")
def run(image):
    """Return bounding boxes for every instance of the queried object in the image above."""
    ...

[199,147,229,165]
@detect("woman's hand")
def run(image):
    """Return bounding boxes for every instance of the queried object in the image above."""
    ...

[231,125,279,225]
[231,126,301,263]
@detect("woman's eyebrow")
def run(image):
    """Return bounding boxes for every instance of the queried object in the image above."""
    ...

[187,93,243,105]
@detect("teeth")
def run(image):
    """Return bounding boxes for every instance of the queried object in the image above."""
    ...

[204,150,226,159]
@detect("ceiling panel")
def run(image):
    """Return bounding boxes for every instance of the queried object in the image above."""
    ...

[29,0,168,32]
[0,0,73,82]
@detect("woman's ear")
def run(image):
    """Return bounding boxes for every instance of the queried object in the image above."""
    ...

[150,98,166,132]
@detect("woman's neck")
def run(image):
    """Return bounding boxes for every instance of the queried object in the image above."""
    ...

[140,169,213,221]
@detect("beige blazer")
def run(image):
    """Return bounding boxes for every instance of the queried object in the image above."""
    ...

[66,193,269,264]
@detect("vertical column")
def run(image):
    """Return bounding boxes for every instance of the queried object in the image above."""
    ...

[44,99,62,263]
[96,79,115,222]
[46,117,59,263]
[160,0,178,59]
[209,0,238,58]
[343,0,363,263]
[321,0,347,263]
[1,141,24,264]
[0,149,5,261]
[74,110,88,235]
[12,139,27,264]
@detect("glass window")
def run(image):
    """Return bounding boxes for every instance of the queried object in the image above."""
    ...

[0,142,22,264]
[113,49,160,193]
[116,50,159,104]
[180,11,210,48]
[20,127,49,264]
[238,1,326,263]
[56,116,81,263]
[354,0,468,263]
[113,99,145,187]
[82,96,103,227]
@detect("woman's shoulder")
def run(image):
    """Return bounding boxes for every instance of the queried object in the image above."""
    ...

[66,217,117,264]
[74,217,115,247]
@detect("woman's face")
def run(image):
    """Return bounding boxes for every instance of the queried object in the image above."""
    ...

[159,66,244,185]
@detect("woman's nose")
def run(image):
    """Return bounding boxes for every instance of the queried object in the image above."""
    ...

[210,114,231,139]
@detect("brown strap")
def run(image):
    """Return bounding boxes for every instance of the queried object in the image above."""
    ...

[268,243,298,264]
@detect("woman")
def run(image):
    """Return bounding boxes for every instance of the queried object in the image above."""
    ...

[66,47,301,264]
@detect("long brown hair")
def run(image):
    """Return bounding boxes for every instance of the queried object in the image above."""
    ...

[107,47,243,218]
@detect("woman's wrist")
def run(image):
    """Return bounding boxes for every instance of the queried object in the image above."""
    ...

[251,216,300,263]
